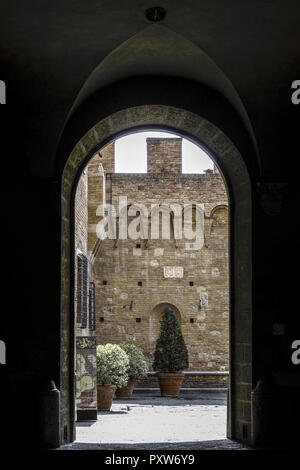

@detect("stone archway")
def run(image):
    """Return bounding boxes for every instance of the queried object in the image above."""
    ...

[61,104,252,444]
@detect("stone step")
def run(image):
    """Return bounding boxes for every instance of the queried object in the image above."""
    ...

[133,387,228,396]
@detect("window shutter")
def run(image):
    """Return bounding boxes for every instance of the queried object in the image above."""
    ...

[76,255,82,324]
[89,281,96,331]
[77,253,88,329]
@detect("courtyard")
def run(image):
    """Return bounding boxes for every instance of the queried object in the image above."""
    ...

[59,391,250,450]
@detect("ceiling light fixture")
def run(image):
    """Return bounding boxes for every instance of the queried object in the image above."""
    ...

[145,6,166,22]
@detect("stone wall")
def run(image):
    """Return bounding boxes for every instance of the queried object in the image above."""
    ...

[137,371,229,388]
[90,138,229,372]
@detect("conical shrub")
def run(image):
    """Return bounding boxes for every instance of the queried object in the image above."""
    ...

[153,307,189,372]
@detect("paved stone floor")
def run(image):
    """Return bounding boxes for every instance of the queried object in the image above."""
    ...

[59,392,251,450]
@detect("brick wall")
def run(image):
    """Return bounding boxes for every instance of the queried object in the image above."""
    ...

[137,371,229,388]
[89,138,229,372]
[87,153,103,253]
[99,142,115,173]
[147,138,182,174]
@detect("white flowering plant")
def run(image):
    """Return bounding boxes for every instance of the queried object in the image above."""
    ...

[96,343,129,387]
[119,343,149,381]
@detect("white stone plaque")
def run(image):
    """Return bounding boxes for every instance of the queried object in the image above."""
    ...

[150,259,159,267]
[163,266,184,278]
[199,292,208,307]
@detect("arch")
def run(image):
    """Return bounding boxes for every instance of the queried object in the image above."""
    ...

[149,301,181,324]
[149,303,182,363]
[68,25,258,162]
[210,204,229,218]
[210,205,229,231]
[61,104,252,444]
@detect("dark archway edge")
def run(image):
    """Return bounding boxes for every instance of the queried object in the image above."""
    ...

[59,89,253,445]
[55,76,260,182]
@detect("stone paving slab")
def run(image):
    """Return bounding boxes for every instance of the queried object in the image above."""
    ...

[58,393,251,450]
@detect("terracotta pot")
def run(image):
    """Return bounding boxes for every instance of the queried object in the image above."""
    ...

[115,379,135,399]
[156,372,185,397]
[97,385,117,410]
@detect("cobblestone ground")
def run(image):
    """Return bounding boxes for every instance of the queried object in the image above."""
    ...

[59,392,250,450]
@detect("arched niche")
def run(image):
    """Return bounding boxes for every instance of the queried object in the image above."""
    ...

[148,303,181,363]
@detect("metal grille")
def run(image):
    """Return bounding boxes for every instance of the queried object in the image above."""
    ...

[89,281,96,331]
[77,254,88,328]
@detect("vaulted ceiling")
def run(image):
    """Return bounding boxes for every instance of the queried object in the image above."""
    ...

[0,0,299,178]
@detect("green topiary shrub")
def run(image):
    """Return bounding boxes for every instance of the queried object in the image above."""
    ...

[96,343,129,387]
[119,343,149,381]
[153,307,189,372]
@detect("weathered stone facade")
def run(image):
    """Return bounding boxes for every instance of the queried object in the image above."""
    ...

[77,137,229,374]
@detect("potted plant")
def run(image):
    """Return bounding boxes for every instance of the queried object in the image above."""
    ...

[96,343,129,410]
[116,343,149,399]
[153,306,189,397]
